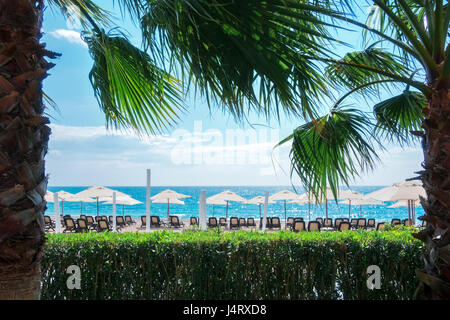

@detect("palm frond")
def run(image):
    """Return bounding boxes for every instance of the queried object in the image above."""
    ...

[141,0,353,121]
[325,46,411,94]
[84,29,184,134]
[47,0,113,28]
[374,90,426,146]
[277,107,380,202]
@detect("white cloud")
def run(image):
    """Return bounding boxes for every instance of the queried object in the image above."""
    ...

[48,29,87,48]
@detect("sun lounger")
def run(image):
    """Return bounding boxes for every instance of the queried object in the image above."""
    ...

[63,217,77,233]
[76,218,89,233]
[208,217,218,228]
[367,218,376,229]
[219,217,227,227]
[271,217,281,230]
[116,216,127,229]
[308,221,321,232]
[357,218,367,229]
[125,215,135,225]
[338,221,351,231]
[168,215,184,228]
[190,217,198,226]
[316,218,323,226]
[239,218,246,228]
[151,215,167,228]
[247,217,256,227]
[230,217,240,230]
[376,222,385,231]
[97,219,111,232]
[292,220,306,232]
[334,218,343,229]
[350,218,358,228]
[286,217,294,229]
[44,215,55,231]
[391,218,401,226]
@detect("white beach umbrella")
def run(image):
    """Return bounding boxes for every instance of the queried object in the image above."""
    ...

[205,197,227,217]
[45,190,94,215]
[76,186,130,216]
[269,190,301,227]
[246,196,275,219]
[104,196,143,216]
[367,181,425,222]
[388,200,422,208]
[151,190,189,217]
[337,190,365,218]
[207,191,246,218]
[290,194,315,221]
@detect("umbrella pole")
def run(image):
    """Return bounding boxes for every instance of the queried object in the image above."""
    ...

[123,204,125,217]
[167,199,170,218]
[213,205,214,217]
[325,199,328,220]
[61,200,64,215]
[348,200,351,219]
[408,200,411,222]
[226,201,229,218]
[96,197,99,217]
[259,204,261,219]
[308,202,311,222]
[284,200,287,229]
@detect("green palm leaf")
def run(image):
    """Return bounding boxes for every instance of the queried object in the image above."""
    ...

[374,90,427,146]
[277,107,380,201]
[141,0,351,120]
[48,0,113,28]
[84,29,184,134]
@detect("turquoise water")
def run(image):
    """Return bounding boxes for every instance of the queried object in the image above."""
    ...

[45,186,424,222]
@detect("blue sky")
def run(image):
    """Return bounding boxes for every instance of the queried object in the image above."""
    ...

[42,1,424,187]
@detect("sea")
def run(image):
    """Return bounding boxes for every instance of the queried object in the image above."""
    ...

[45,186,424,222]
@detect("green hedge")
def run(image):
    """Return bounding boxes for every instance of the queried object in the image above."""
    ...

[41,229,424,300]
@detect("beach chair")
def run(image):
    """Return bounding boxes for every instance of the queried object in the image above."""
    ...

[80,214,86,220]
[169,215,184,228]
[294,217,304,222]
[357,218,367,229]
[239,218,246,228]
[63,217,77,233]
[265,217,273,229]
[208,217,218,228]
[308,221,321,232]
[44,215,55,231]
[391,218,401,226]
[124,215,135,225]
[342,218,349,222]
[247,218,256,228]
[292,221,306,232]
[323,218,333,230]
[116,216,127,229]
[97,219,111,232]
[271,217,281,230]
[151,216,166,228]
[338,221,351,231]
[108,216,113,225]
[76,218,89,233]
[219,217,227,228]
[376,222,385,231]
[230,217,240,230]
[86,216,96,230]
[286,217,294,229]
[316,218,323,226]
[190,217,198,226]
[334,218,343,229]
[140,216,147,229]
[350,218,358,229]
[367,219,376,229]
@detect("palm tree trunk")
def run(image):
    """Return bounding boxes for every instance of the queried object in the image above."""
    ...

[414,86,450,299]
[0,0,56,299]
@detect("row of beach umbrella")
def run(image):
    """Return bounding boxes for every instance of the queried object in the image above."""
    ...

[46,180,426,224]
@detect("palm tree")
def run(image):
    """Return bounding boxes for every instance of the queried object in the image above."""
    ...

[0,0,339,299]
[273,1,449,299]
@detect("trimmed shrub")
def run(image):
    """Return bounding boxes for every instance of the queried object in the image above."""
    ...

[41,229,424,300]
